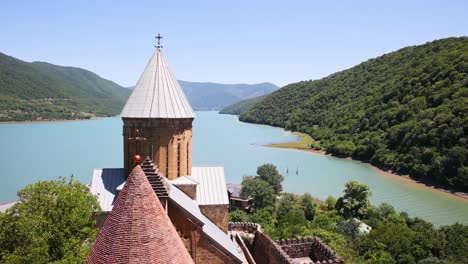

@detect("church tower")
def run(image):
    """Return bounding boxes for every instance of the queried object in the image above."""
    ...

[120,36,195,180]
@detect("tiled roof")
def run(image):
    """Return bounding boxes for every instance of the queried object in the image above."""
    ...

[90,168,126,212]
[120,48,195,119]
[86,166,193,264]
[166,180,242,263]
[170,166,229,206]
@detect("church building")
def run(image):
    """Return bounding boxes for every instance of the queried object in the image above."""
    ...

[88,37,242,263]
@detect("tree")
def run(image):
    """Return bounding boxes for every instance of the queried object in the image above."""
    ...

[0,177,101,263]
[256,163,284,194]
[250,208,276,234]
[325,195,337,210]
[377,203,396,221]
[276,193,296,219]
[275,208,310,239]
[240,176,276,210]
[300,193,316,220]
[229,209,251,222]
[438,223,468,263]
[336,218,361,239]
[336,181,372,219]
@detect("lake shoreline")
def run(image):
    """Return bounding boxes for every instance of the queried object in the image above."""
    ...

[266,143,468,203]
[0,116,103,124]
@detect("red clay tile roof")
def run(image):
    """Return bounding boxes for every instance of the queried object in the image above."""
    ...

[86,165,193,264]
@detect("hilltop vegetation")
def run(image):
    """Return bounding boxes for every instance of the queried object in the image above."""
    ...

[179,81,277,110]
[220,94,267,115]
[232,164,468,263]
[0,177,100,263]
[0,52,131,121]
[240,37,468,190]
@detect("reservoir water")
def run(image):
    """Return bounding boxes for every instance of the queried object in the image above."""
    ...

[0,111,466,226]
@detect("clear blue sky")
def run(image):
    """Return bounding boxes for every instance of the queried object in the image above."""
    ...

[1,0,467,87]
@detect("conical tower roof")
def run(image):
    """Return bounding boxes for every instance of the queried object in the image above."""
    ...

[86,165,193,264]
[121,48,195,118]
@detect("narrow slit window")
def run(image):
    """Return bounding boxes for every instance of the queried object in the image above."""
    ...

[186,142,190,174]
[177,143,181,177]
[150,144,154,161]
[166,145,169,176]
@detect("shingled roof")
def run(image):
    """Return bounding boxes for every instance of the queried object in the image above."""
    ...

[120,48,195,119]
[86,165,193,264]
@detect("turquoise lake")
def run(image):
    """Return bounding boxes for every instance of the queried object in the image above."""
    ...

[0,111,467,226]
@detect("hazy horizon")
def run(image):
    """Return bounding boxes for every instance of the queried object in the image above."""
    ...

[1,0,467,87]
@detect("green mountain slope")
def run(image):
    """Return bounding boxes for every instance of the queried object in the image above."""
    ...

[220,95,268,115]
[240,37,468,190]
[0,52,131,121]
[178,81,278,110]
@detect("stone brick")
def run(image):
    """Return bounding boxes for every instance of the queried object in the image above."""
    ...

[168,200,241,263]
[200,205,229,233]
[123,118,193,179]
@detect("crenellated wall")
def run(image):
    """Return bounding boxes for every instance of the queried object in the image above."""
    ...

[229,222,345,264]
[276,238,344,264]
[252,230,292,264]
[229,222,262,233]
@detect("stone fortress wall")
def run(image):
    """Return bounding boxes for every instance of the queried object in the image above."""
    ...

[229,222,344,264]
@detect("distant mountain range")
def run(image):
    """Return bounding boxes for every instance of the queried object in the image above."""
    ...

[0,52,131,121]
[239,37,468,190]
[128,81,278,111]
[0,52,277,121]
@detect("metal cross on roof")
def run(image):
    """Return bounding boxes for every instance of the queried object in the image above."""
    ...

[155,33,163,48]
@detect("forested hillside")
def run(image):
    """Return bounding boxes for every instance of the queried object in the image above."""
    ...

[220,94,267,115]
[240,37,468,190]
[0,52,131,121]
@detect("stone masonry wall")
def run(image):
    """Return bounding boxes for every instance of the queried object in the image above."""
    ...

[168,200,240,263]
[230,222,344,264]
[252,230,292,264]
[176,184,197,200]
[276,238,344,264]
[122,118,193,179]
[229,222,262,233]
[200,205,229,233]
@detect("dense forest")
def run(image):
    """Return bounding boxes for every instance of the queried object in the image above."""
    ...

[232,164,468,264]
[0,52,131,121]
[240,37,468,190]
[220,94,267,115]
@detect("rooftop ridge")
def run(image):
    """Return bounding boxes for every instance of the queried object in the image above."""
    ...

[141,157,170,198]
